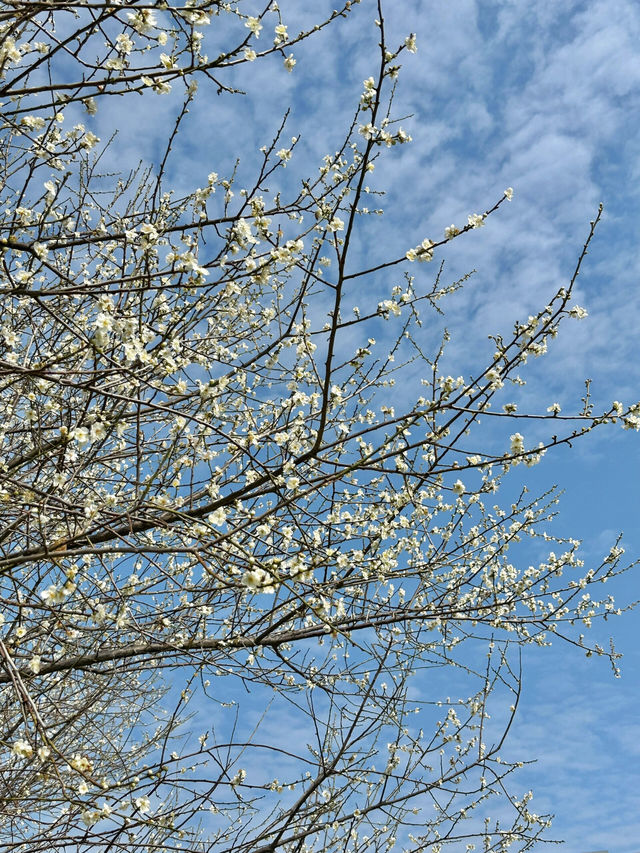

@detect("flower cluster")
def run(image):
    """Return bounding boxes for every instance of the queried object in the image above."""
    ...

[406,238,435,262]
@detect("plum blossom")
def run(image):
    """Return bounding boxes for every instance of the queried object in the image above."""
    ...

[245,17,262,37]
[208,507,227,527]
[569,305,588,319]
[135,795,151,813]
[243,568,277,594]
[510,433,525,454]
[12,738,33,758]
[404,33,417,52]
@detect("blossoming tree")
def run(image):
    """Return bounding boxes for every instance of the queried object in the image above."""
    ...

[0,2,637,851]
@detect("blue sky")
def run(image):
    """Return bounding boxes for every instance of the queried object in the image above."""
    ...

[88,1,640,849]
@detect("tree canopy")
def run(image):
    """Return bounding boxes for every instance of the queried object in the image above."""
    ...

[0,2,637,851]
